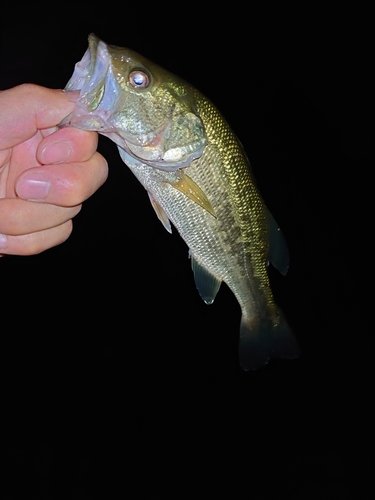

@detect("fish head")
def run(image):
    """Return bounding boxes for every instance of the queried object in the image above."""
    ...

[61,34,207,171]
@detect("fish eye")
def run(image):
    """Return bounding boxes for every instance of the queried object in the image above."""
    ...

[129,70,150,88]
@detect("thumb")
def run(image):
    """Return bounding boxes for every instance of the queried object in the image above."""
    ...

[0,84,79,150]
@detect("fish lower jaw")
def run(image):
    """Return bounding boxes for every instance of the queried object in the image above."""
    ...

[60,104,114,132]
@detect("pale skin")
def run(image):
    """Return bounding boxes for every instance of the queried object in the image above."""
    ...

[0,84,108,256]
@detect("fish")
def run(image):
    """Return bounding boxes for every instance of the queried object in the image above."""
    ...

[60,33,300,370]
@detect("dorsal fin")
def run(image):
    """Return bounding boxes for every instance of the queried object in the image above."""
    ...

[266,209,289,276]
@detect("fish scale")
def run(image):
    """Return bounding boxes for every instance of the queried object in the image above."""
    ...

[61,34,300,370]
[193,92,268,299]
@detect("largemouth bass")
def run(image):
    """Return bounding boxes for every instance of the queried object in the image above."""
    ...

[61,34,299,370]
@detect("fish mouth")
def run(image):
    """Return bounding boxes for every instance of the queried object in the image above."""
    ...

[60,34,122,133]
[60,34,206,171]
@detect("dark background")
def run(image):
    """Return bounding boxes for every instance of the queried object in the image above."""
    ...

[0,6,371,500]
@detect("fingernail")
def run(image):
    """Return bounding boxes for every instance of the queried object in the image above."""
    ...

[0,234,7,251]
[16,172,51,200]
[40,140,72,164]
[62,89,80,102]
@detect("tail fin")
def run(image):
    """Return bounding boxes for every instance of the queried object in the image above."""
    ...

[238,310,300,371]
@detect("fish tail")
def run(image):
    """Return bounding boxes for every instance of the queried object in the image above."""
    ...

[238,309,300,371]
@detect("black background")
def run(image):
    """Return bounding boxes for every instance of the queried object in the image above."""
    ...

[1,6,371,500]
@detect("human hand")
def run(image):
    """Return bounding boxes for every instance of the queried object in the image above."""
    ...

[0,84,108,256]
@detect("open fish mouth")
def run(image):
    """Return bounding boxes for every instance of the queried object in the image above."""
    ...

[60,34,206,171]
[60,35,122,133]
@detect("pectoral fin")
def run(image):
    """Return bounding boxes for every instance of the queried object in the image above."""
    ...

[190,252,221,304]
[167,173,216,217]
[148,192,172,233]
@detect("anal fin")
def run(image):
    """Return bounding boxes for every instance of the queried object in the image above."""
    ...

[190,252,221,304]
